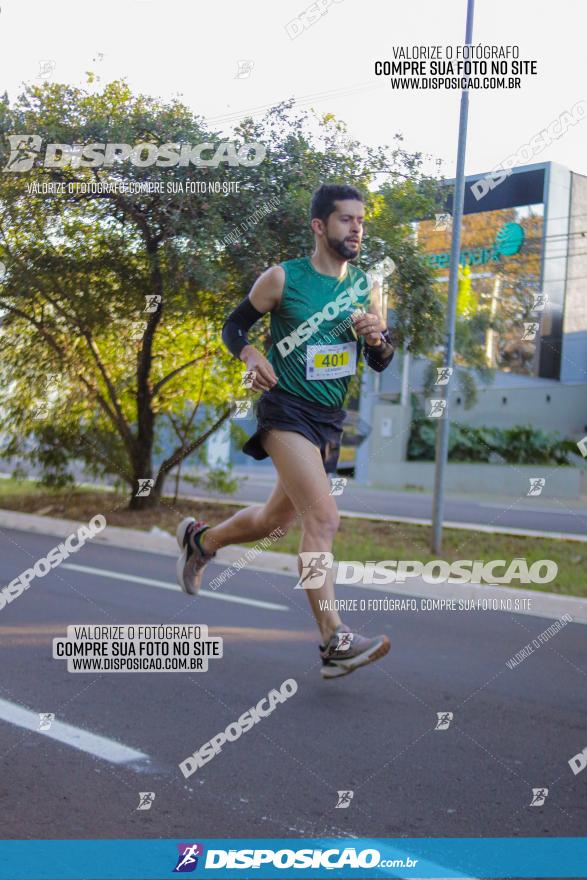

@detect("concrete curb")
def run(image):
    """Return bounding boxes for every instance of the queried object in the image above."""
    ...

[0,508,297,572]
[1,507,586,625]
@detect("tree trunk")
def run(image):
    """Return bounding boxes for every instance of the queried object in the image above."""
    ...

[127,444,159,510]
[173,461,182,505]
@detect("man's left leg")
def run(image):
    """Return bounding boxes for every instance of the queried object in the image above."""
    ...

[261,429,390,678]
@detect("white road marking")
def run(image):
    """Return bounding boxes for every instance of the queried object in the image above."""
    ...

[62,563,290,612]
[0,697,148,765]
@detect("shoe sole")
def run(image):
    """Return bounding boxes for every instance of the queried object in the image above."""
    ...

[176,517,195,551]
[321,635,390,680]
[176,517,199,595]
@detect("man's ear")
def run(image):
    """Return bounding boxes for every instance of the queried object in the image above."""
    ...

[311,217,325,238]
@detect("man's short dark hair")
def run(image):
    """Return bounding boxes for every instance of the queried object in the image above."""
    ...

[310,183,364,222]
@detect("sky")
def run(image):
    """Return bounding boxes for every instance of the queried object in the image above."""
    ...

[0,0,585,179]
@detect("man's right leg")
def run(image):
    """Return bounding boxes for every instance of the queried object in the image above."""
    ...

[201,479,298,553]
[176,478,297,595]
[177,428,389,675]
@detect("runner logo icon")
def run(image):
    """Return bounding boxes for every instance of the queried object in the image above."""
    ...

[336,632,354,652]
[527,477,546,497]
[173,843,204,872]
[144,294,161,312]
[530,787,548,806]
[435,711,453,730]
[232,399,252,419]
[435,366,453,385]
[38,713,54,731]
[335,790,354,808]
[135,479,154,497]
[136,792,155,811]
[4,135,42,171]
[295,552,334,589]
[329,476,347,496]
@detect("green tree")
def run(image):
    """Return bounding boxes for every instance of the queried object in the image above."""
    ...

[361,177,444,355]
[0,81,444,507]
[0,80,248,507]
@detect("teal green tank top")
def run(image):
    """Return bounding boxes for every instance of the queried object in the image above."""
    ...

[267,257,372,408]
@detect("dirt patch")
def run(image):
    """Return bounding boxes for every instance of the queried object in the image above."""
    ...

[0,489,245,534]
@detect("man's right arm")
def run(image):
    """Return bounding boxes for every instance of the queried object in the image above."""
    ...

[221,265,285,392]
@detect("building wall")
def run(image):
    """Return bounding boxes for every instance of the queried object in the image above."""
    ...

[359,353,586,440]
[537,162,570,378]
[561,171,587,382]
[446,383,587,437]
[356,161,586,482]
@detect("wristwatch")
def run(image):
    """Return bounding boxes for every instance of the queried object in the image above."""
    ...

[366,328,392,348]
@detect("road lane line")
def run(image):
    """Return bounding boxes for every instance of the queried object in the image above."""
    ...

[0,697,148,765]
[62,563,290,611]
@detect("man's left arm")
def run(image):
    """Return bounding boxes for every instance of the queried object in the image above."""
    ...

[351,279,395,372]
[363,328,394,372]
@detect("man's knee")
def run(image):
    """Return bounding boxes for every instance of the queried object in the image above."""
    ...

[302,502,340,538]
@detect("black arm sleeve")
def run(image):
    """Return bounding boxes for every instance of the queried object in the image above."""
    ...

[363,328,395,373]
[222,296,265,359]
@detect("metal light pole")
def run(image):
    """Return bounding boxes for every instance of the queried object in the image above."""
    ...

[431,0,475,553]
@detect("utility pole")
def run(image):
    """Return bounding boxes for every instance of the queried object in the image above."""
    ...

[431,0,475,553]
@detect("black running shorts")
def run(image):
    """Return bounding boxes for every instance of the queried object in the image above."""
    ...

[242,388,346,473]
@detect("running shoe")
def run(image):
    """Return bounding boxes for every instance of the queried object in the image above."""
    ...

[176,517,216,596]
[320,624,390,679]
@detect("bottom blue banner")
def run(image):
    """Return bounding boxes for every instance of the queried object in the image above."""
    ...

[0,837,585,879]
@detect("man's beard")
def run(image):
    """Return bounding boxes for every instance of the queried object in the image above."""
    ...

[326,234,360,260]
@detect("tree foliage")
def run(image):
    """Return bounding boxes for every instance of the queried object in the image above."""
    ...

[0,80,444,506]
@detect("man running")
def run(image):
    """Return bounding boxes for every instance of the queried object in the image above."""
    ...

[176,183,395,679]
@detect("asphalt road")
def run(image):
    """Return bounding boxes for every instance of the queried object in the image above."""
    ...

[0,527,586,848]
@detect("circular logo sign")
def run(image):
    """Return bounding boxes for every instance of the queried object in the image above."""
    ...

[495,222,525,256]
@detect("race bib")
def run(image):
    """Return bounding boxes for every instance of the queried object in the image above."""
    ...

[306,342,356,381]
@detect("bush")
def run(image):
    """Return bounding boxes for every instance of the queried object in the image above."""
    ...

[498,426,577,466]
[407,410,575,466]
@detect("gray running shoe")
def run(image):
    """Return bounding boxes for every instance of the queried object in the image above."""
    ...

[320,625,390,679]
[176,517,216,596]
